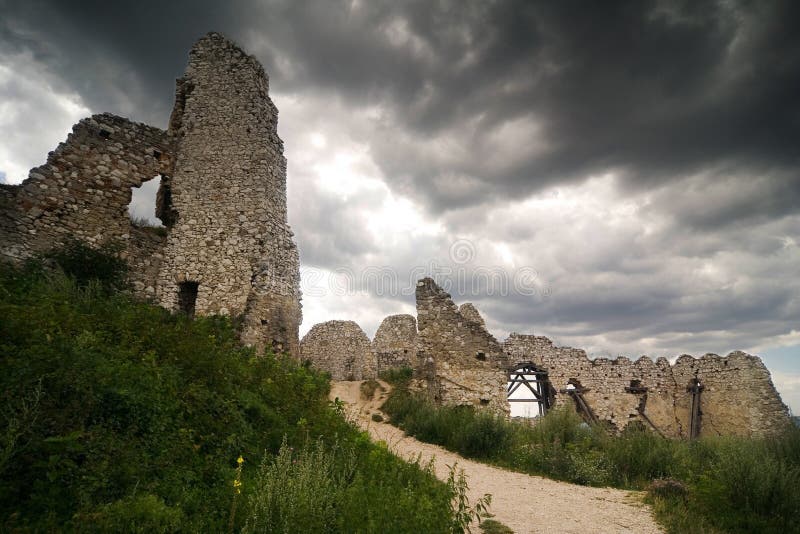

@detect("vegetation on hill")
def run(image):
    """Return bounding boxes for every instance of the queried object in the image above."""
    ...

[0,246,476,532]
[382,382,800,534]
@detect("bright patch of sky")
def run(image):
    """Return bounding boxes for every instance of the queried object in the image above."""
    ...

[0,58,90,184]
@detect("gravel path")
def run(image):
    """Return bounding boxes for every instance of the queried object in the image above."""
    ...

[330,381,663,534]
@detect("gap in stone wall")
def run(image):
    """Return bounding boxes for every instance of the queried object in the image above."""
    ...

[178,281,199,317]
[128,175,164,227]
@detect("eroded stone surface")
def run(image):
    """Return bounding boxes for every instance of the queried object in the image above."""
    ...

[0,32,301,354]
[372,314,417,373]
[300,320,375,380]
[155,33,301,354]
[415,278,510,416]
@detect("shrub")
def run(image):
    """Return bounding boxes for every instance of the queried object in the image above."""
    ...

[244,439,344,534]
[379,367,413,386]
[76,494,187,533]
[692,433,800,533]
[480,519,514,534]
[646,478,688,501]
[359,379,381,400]
[43,238,128,292]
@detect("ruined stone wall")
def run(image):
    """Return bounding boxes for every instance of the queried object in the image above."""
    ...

[297,282,787,436]
[415,278,509,416]
[155,33,301,354]
[372,314,417,373]
[0,33,302,355]
[503,334,789,437]
[0,114,173,265]
[671,352,789,437]
[300,320,376,380]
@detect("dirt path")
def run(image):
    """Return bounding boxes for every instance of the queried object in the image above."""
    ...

[330,381,663,534]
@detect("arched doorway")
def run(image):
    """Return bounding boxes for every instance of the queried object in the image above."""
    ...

[507,362,554,417]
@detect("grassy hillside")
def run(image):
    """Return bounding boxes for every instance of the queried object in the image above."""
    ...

[383,380,800,533]
[0,250,463,532]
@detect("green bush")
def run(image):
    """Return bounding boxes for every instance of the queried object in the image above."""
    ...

[0,255,458,531]
[359,378,382,400]
[244,439,345,533]
[378,367,413,386]
[43,239,129,292]
[480,519,514,534]
[77,494,187,533]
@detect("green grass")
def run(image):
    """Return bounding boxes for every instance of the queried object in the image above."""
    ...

[379,366,414,387]
[0,250,467,532]
[382,387,800,533]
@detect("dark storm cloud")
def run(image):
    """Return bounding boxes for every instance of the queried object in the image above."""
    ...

[4,0,800,405]
[3,0,798,216]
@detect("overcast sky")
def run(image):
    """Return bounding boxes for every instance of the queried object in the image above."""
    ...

[1,0,798,412]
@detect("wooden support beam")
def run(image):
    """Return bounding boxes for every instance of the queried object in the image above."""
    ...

[687,378,704,440]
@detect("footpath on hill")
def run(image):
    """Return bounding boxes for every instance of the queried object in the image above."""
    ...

[330,380,663,534]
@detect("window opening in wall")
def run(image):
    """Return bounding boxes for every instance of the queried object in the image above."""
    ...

[178,282,199,317]
[507,361,553,418]
[99,129,111,140]
[476,352,486,361]
[129,175,165,230]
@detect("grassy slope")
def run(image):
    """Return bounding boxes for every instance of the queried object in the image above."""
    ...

[0,259,455,532]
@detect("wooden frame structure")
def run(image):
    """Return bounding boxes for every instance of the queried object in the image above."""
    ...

[507,361,553,417]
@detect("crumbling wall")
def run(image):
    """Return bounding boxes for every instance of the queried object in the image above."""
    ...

[0,33,302,356]
[415,278,509,416]
[300,320,376,380]
[671,352,789,437]
[372,314,417,372]
[503,334,789,437]
[152,32,301,354]
[0,113,173,267]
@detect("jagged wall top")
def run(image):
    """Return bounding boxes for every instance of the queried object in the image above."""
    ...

[0,31,302,354]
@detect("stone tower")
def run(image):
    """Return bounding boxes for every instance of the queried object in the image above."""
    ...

[0,32,302,355]
[156,33,301,354]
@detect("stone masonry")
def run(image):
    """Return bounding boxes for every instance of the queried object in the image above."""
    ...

[415,278,510,416]
[300,320,376,381]
[0,33,301,354]
[300,277,790,437]
[503,334,789,437]
[372,314,418,373]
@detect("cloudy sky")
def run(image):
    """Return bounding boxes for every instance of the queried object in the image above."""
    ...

[1,0,798,411]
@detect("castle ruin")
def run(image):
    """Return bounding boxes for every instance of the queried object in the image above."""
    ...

[0,32,789,438]
[301,278,790,438]
[0,33,301,354]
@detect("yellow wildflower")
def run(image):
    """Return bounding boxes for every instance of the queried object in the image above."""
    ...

[237,455,244,465]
